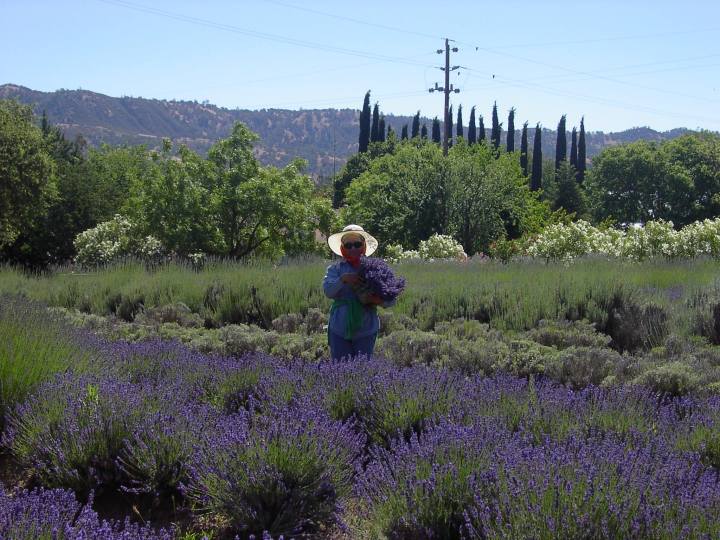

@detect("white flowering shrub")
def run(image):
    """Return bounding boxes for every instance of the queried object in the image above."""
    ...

[384,236,465,263]
[418,234,467,260]
[74,215,165,267]
[526,218,720,262]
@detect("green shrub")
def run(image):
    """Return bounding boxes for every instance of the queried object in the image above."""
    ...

[545,346,623,389]
[525,319,611,349]
[632,361,701,396]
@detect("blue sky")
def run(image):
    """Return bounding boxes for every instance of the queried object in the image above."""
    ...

[3,0,720,132]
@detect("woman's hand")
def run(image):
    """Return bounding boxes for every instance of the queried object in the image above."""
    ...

[341,273,363,285]
[367,294,384,305]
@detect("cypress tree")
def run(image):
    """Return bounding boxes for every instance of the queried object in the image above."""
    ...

[570,127,578,169]
[448,105,453,148]
[411,111,420,138]
[358,91,371,152]
[431,117,441,144]
[456,104,464,140]
[41,110,50,136]
[577,117,587,184]
[478,115,486,141]
[421,123,428,139]
[555,114,567,171]
[370,103,380,143]
[378,115,386,142]
[531,123,542,191]
[468,106,477,144]
[491,102,501,150]
[401,124,409,140]
[506,108,515,152]
[520,121,529,176]
[386,123,393,140]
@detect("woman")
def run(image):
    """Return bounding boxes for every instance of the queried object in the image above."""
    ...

[323,224,396,360]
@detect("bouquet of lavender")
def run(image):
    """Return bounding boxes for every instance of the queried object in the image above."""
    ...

[353,257,406,304]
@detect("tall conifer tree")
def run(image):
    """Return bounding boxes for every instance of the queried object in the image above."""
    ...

[421,123,428,139]
[468,106,477,144]
[520,121,529,176]
[386,123,393,140]
[478,115,486,141]
[570,127,578,169]
[531,123,542,191]
[456,104,464,140]
[555,114,567,171]
[378,115,386,142]
[491,102,501,150]
[577,117,587,184]
[507,107,515,152]
[370,103,380,143]
[431,117,441,144]
[358,91,371,152]
[411,111,420,138]
[401,124,408,140]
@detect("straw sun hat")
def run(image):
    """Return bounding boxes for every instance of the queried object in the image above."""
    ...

[327,224,378,257]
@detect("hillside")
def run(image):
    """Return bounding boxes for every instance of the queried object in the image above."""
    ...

[0,84,697,178]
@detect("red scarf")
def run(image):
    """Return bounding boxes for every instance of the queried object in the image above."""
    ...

[340,244,366,269]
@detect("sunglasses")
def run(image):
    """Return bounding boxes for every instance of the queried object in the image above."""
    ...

[343,241,364,249]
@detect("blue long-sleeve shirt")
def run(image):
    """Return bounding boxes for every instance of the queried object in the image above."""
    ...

[322,260,397,339]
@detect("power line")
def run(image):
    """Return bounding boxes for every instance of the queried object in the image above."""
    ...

[260,0,442,42]
[95,0,436,69]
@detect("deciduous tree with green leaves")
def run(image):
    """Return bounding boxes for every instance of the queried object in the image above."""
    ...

[0,100,56,250]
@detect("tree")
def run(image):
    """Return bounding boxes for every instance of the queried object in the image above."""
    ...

[520,121,529,176]
[401,124,409,140]
[421,124,428,139]
[552,161,586,216]
[586,134,720,226]
[578,117,587,183]
[506,108,515,153]
[2,109,91,267]
[468,106,477,145]
[570,126,578,169]
[358,91,371,153]
[370,103,380,143]
[378,115,386,142]
[432,117,441,144]
[478,115,486,142]
[456,104,464,140]
[555,115,567,171]
[411,111,421,138]
[333,152,370,208]
[0,100,56,249]
[446,142,544,254]
[128,144,220,255]
[531,123,542,191]
[343,141,448,249]
[491,102,501,150]
[208,122,334,258]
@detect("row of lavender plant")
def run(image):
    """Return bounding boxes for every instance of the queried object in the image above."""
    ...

[2,297,720,538]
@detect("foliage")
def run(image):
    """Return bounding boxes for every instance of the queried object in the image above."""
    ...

[586,133,720,226]
[0,100,56,249]
[73,214,164,267]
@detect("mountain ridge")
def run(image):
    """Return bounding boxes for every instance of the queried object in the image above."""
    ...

[0,83,699,178]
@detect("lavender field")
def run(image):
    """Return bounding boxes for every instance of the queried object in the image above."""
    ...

[2,259,720,538]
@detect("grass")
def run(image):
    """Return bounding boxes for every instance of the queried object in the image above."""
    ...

[0,296,95,429]
[1,256,720,333]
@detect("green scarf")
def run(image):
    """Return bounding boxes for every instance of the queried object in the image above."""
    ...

[331,298,364,339]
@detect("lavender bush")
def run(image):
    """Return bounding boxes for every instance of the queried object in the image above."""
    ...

[0,485,171,539]
[186,404,364,537]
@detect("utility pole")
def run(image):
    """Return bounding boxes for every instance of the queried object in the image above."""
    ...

[429,38,460,156]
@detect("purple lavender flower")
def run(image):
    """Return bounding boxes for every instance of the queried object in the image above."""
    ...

[358,256,406,301]
[0,485,171,539]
